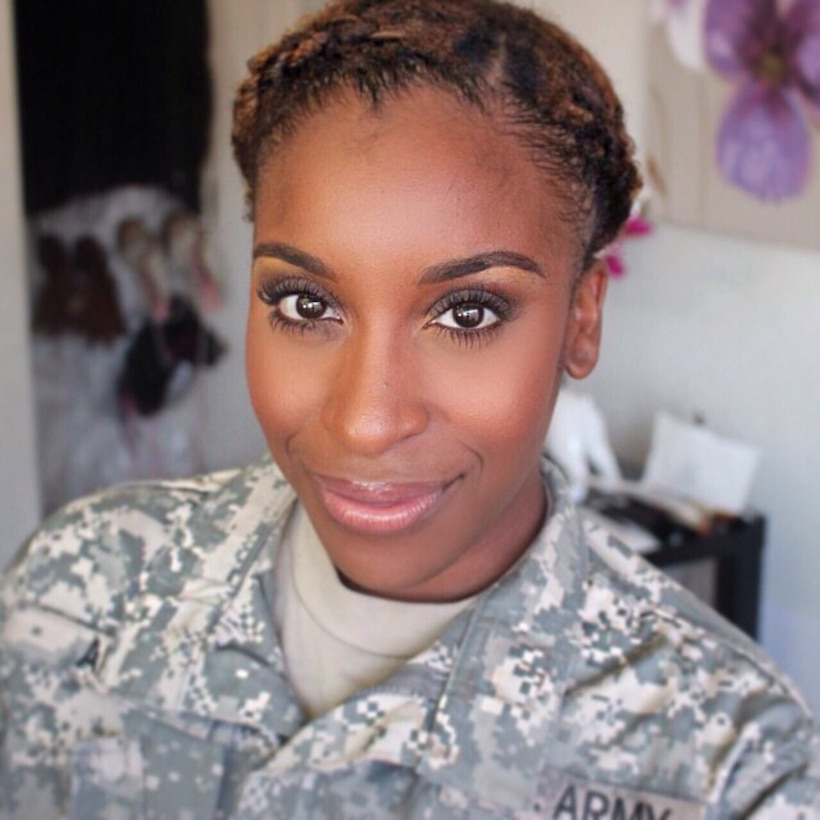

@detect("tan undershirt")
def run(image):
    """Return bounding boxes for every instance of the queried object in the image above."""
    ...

[273,506,476,718]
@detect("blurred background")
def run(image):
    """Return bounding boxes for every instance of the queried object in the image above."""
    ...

[1,0,817,713]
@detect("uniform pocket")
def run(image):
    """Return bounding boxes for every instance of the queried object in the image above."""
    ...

[2,604,112,673]
[68,717,229,820]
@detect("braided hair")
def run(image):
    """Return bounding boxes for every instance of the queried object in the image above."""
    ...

[232,0,641,268]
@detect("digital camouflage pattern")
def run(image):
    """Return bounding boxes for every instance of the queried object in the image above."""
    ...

[0,456,817,819]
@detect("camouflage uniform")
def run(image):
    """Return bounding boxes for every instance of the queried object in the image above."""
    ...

[0,456,817,819]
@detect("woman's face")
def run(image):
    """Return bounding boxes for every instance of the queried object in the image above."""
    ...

[246,86,607,602]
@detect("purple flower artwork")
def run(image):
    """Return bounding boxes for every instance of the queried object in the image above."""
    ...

[705,0,820,200]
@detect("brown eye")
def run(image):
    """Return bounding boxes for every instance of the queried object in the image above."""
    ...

[278,292,341,323]
[452,304,484,328]
[434,301,499,331]
[295,294,326,319]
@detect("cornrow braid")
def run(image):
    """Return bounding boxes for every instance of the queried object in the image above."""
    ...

[232,0,641,267]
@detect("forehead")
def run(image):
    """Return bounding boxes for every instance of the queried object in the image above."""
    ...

[254,86,579,276]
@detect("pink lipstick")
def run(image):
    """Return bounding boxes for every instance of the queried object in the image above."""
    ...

[313,475,451,535]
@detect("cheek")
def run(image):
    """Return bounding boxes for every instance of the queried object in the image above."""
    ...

[426,319,566,459]
[245,320,323,449]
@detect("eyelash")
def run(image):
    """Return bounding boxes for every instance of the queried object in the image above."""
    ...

[256,276,340,335]
[427,288,513,346]
[255,276,514,345]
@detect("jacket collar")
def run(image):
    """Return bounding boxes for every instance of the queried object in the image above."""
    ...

[96,455,303,741]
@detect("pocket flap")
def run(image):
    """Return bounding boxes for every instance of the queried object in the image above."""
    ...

[2,605,111,671]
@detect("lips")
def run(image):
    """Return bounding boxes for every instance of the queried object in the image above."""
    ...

[313,474,454,535]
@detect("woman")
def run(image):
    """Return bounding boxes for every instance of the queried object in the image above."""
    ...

[1,1,817,817]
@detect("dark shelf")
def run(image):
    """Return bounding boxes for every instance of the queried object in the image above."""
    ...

[643,515,765,640]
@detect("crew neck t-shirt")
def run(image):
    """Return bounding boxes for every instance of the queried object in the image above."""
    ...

[273,506,477,718]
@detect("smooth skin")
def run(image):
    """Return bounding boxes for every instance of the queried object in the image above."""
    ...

[246,86,607,603]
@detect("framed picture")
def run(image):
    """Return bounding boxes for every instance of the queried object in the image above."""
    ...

[647,0,820,252]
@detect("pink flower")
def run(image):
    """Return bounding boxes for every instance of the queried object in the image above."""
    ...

[705,0,820,200]
[602,215,653,277]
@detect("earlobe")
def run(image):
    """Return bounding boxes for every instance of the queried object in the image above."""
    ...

[564,260,608,379]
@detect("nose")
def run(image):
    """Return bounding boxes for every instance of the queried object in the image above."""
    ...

[320,329,429,456]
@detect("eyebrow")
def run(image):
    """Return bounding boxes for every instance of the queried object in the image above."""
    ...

[252,243,544,283]
[419,251,544,284]
[253,242,336,281]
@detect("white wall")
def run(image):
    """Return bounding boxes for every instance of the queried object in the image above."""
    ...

[535,0,820,712]
[0,0,41,567]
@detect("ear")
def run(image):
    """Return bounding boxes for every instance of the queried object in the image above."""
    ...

[563,259,608,379]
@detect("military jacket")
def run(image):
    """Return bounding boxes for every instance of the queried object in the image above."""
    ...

[0,456,817,819]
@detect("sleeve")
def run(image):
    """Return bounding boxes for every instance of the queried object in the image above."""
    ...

[0,504,110,818]
[0,485,174,817]
[745,728,820,818]
[716,699,820,819]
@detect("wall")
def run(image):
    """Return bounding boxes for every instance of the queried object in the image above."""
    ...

[0,0,41,567]
[536,0,820,712]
